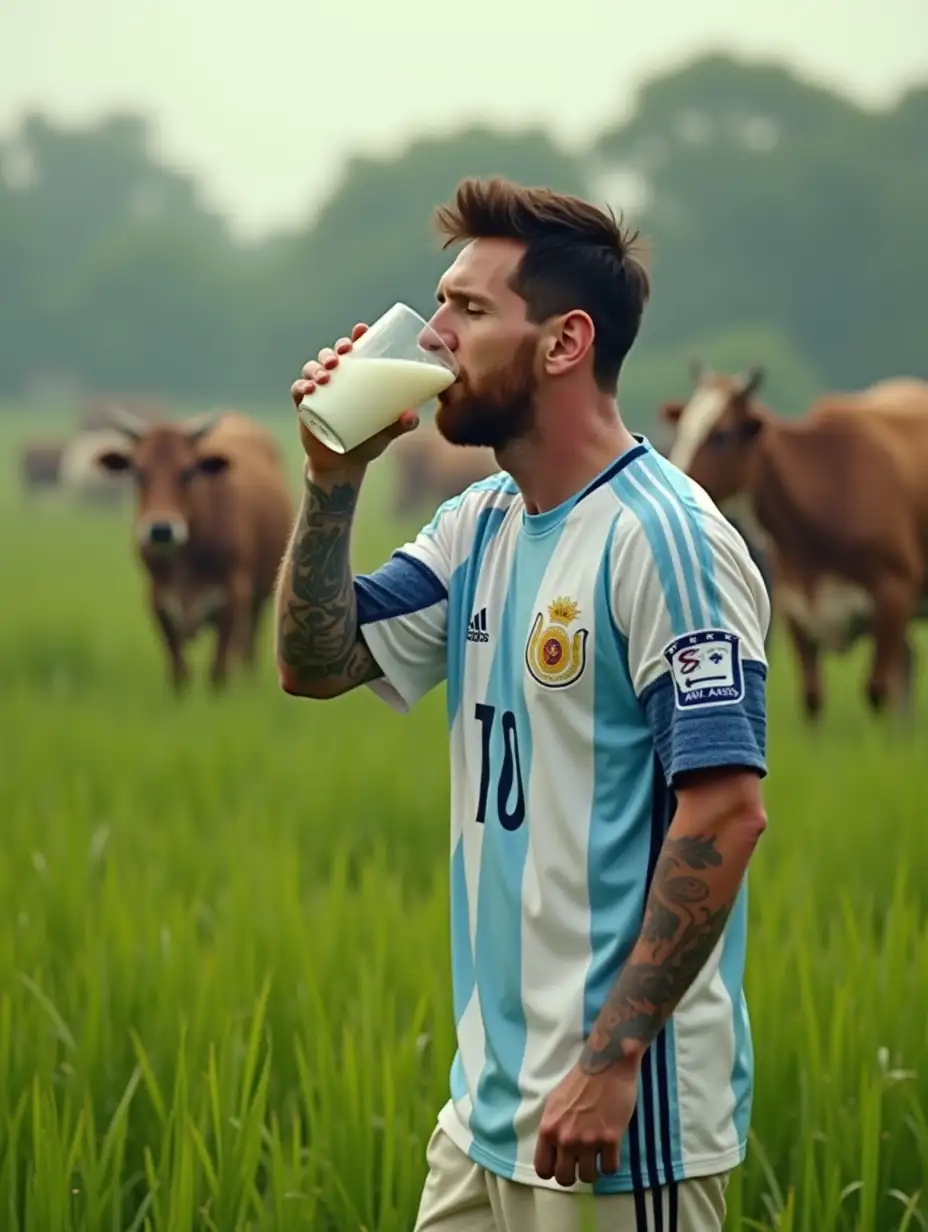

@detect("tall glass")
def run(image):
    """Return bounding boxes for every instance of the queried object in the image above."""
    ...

[298,302,458,454]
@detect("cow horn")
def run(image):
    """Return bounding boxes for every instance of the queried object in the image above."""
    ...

[180,410,222,443]
[738,365,764,397]
[107,407,149,441]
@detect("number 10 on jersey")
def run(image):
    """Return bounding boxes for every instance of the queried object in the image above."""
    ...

[474,703,526,831]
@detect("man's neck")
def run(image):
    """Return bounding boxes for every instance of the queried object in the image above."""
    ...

[497,402,639,515]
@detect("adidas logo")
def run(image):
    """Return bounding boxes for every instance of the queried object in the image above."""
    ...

[467,608,490,643]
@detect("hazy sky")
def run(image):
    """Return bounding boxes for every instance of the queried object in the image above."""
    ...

[3,0,926,240]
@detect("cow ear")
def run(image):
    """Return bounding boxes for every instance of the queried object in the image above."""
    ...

[197,453,230,475]
[659,401,684,425]
[96,450,132,473]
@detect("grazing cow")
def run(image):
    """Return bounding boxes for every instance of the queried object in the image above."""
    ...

[660,365,928,721]
[94,408,295,691]
[390,425,498,518]
[19,442,64,495]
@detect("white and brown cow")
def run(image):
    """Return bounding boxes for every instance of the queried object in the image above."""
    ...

[660,364,928,721]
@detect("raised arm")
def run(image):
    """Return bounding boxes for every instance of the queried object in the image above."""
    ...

[275,462,383,699]
[276,324,454,706]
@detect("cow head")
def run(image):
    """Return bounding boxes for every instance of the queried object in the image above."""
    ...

[661,360,765,502]
[95,409,230,552]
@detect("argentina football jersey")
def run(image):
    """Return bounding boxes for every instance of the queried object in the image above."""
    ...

[354,435,769,1196]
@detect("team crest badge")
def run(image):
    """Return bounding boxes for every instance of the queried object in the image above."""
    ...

[525,596,589,688]
[663,629,745,711]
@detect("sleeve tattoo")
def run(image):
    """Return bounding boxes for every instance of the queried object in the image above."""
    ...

[276,475,382,689]
[579,833,736,1075]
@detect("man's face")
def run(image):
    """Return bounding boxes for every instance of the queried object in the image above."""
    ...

[423,238,544,450]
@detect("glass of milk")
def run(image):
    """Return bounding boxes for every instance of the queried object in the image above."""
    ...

[298,302,458,454]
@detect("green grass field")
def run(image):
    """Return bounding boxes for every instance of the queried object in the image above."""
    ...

[2,408,927,1231]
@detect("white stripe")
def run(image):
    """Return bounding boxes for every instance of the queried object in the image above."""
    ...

[639,457,715,626]
[673,940,740,1167]
[623,469,700,629]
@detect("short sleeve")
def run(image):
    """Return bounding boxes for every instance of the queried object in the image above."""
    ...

[612,509,770,787]
[354,503,454,714]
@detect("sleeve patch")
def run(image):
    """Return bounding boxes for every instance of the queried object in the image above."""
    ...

[662,629,745,711]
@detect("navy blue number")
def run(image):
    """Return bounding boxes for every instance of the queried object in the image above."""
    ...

[474,703,526,831]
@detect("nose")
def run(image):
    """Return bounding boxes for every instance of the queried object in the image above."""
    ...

[149,522,174,545]
[418,308,456,358]
[139,517,189,548]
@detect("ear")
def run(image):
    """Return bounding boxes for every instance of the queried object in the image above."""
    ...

[197,453,230,476]
[542,310,595,377]
[659,401,685,425]
[96,450,132,473]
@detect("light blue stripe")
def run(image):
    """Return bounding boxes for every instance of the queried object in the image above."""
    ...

[445,499,511,1126]
[642,451,723,626]
[631,453,706,629]
[610,472,690,636]
[469,524,568,1175]
[660,1017,684,1179]
[420,472,516,539]
[450,1051,468,1105]
[450,834,474,1025]
[585,519,682,1190]
[446,505,509,728]
[718,882,753,1145]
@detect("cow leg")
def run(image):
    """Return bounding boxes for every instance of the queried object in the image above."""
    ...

[900,637,917,720]
[209,575,252,689]
[239,591,266,672]
[784,615,823,721]
[153,607,189,693]
[865,580,914,716]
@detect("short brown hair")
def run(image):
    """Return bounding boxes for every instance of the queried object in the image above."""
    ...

[433,176,651,391]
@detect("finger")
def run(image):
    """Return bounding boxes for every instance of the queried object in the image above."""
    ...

[351,322,369,341]
[317,347,339,370]
[301,359,325,381]
[291,379,314,405]
[380,412,420,441]
[333,336,353,355]
[533,1134,557,1181]
[599,1140,620,1176]
[577,1146,599,1185]
[554,1144,578,1188]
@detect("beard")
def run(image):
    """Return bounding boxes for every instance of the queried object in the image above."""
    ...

[434,336,537,451]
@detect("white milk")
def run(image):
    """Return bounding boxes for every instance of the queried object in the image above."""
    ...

[299,355,456,454]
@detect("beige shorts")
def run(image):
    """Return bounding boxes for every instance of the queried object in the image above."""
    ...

[413,1126,730,1232]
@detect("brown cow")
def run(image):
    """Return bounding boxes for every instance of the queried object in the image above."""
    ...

[660,365,928,721]
[390,424,498,518]
[94,408,294,691]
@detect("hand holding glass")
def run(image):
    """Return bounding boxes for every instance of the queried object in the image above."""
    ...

[298,303,458,455]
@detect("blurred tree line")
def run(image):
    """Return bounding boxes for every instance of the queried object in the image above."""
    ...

[2,53,925,431]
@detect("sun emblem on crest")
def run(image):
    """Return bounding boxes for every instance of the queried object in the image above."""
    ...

[525,595,589,688]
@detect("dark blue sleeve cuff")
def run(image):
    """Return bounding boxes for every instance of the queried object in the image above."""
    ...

[641,662,768,786]
[354,551,447,626]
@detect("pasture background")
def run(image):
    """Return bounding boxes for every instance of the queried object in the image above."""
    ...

[2,406,927,1231]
